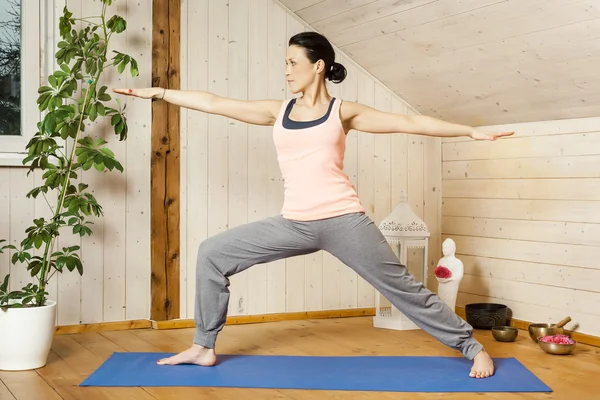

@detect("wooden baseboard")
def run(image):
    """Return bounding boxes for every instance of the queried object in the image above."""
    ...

[54,307,600,348]
[54,308,375,334]
[151,307,377,329]
[455,307,600,348]
[55,319,152,335]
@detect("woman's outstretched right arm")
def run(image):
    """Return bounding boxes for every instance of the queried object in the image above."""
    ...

[113,87,282,126]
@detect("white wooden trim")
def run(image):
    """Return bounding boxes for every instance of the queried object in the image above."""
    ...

[0,152,27,167]
[0,0,42,160]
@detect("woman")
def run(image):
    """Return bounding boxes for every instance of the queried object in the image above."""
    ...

[114,32,512,379]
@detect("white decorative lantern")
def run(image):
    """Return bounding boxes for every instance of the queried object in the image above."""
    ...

[374,190,430,330]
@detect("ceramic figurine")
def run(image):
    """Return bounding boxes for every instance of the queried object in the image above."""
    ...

[434,238,464,312]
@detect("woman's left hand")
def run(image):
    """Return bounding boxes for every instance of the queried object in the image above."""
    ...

[470,129,514,141]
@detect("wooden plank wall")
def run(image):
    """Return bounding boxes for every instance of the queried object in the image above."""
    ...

[442,117,600,337]
[0,0,442,326]
[0,0,152,325]
[179,0,443,318]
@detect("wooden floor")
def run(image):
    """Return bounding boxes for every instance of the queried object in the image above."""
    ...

[1,317,599,399]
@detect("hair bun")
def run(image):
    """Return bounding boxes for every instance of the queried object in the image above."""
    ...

[327,62,347,84]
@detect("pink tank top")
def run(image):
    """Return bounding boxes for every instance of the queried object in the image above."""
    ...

[272,97,366,221]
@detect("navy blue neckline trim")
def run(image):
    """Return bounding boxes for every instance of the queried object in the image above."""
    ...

[282,97,336,130]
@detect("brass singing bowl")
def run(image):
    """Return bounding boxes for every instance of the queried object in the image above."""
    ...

[528,317,571,343]
[528,324,564,342]
[538,338,576,355]
[492,326,519,342]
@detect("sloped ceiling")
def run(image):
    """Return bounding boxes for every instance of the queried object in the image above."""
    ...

[280,0,600,126]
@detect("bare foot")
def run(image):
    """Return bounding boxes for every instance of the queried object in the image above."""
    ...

[156,344,217,366]
[470,349,494,378]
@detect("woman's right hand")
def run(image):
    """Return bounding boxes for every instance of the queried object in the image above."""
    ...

[112,87,165,99]
[111,88,280,126]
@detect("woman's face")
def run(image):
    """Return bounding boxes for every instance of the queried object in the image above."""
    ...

[285,45,324,94]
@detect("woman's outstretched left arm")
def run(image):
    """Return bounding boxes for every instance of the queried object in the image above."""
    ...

[341,101,514,140]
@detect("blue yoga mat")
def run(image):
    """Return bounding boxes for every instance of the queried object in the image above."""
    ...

[80,352,552,392]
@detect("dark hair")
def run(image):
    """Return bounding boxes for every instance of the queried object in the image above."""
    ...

[289,32,347,84]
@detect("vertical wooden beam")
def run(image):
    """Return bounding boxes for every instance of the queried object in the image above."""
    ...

[151,0,180,321]
[166,0,181,321]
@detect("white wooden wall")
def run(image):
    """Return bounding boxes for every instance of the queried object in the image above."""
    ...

[442,117,600,337]
[0,0,442,326]
[0,0,152,325]
[179,0,442,318]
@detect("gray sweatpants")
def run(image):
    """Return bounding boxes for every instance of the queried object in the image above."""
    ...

[193,212,483,360]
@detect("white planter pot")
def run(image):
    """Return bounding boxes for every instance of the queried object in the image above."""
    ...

[0,300,57,371]
[437,279,460,312]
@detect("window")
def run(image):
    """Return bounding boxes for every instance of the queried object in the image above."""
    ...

[0,0,20,136]
[0,0,40,166]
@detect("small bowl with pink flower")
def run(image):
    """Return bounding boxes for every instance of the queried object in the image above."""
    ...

[537,334,576,355]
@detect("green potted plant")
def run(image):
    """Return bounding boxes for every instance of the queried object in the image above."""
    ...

[0,0,138,371]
